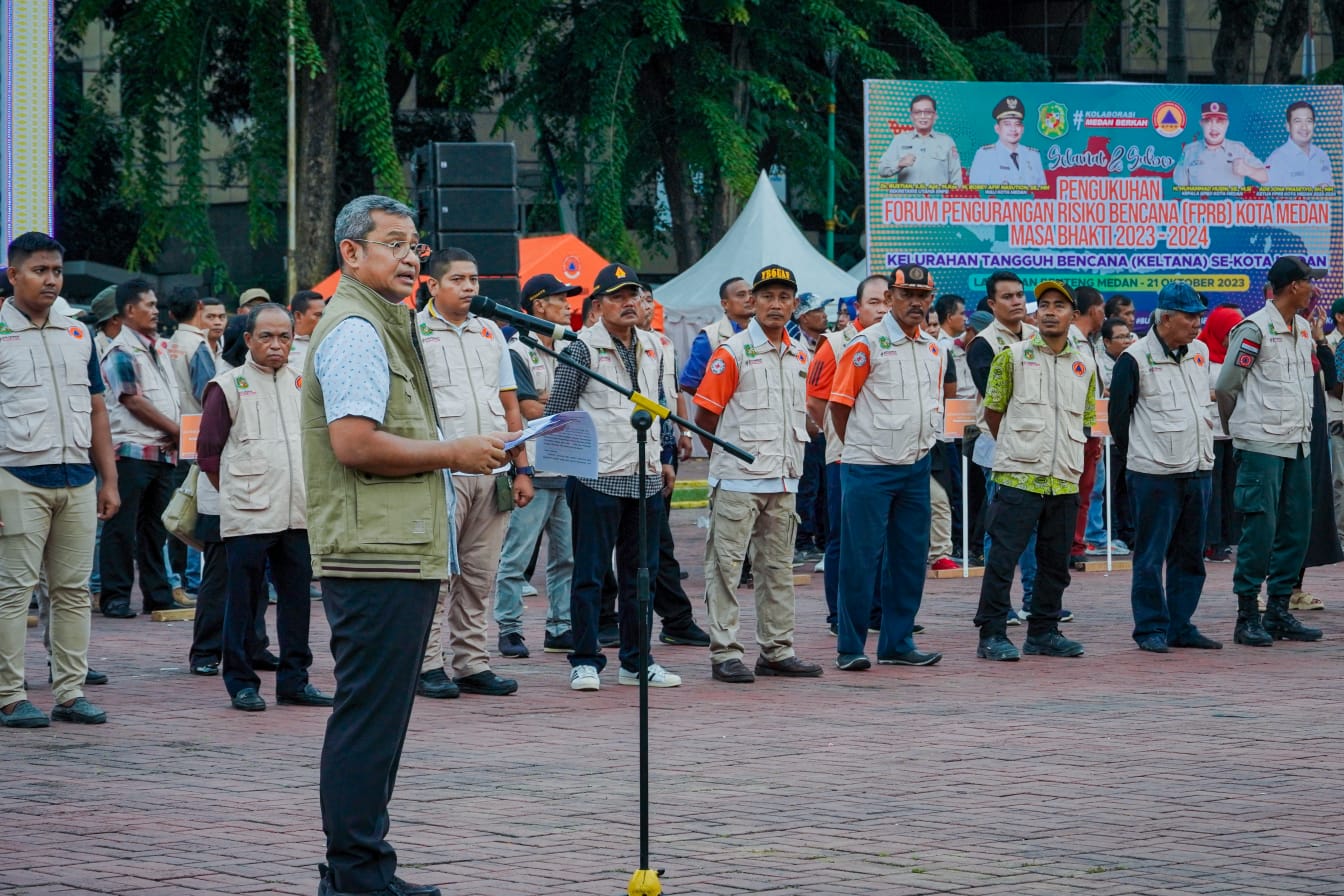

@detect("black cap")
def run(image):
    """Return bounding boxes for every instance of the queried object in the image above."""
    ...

[1200,101,1229,119]
[522,273,581,305]
[992,96,1025,121]
[592,263,641,296]
[752,264,798,291]
[1266,256,1325,290]
[889,264,935,292]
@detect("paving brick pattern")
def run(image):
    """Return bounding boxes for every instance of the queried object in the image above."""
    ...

[7,489,1344,895]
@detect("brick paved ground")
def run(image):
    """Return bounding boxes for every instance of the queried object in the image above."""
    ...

[7,472,1344,895]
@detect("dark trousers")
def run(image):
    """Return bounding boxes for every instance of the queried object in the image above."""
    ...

[1207,440,1241,549]
[653,498,696,630]
[100,457,175,611]
[320,576,439,893]
[189,529,271,664]
[1128,472,1210,642]
[566,479,662,672]
[975,485,1077,637]
[1232,448,1312,600]
[823,462,880,627]
[837,458,931,657]
[796,432,826,548]
[222,529,313,697]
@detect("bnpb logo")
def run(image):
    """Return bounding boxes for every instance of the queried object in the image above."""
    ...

[1152,102,1186,138]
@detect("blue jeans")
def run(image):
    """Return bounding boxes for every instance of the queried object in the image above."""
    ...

[981,472,1037,612]
[1127,472,1210,642]
[1085,453,1109,545]
[494,486,573,637]
[836,458,931,657]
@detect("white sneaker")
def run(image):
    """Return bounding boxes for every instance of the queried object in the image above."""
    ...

[813,557,825,572]
[618,663,682,688]
[569,665,600,691]
[521,582,539,597]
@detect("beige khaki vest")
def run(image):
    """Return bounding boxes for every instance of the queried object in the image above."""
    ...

[706,324,810,482]
[214,359,307,537]
[820,324,860,465]
[1229,304,1314,448]
[649,329,680,406]
[0,300,95,467]
[701,315,737,353]
[1122,332,1215,475]
[969,316,1038,430]
[168,323,209,414]
[577,324,663,477]
[416,308,508,440]
[104,327,182,449]
[841,315,946,467]
[993,338,1093,483]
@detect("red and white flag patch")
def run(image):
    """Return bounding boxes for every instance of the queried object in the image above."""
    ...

[1234,337,1260,369]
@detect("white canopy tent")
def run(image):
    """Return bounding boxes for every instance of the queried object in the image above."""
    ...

[655,171,860,363]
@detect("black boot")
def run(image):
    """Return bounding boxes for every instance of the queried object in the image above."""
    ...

[1233,594,1272,646]
[1262,595,1323,642]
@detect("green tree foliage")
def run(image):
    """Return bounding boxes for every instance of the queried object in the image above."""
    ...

[959,32,1051,82]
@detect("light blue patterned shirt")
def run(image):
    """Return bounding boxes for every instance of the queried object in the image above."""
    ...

[313,317,459,574]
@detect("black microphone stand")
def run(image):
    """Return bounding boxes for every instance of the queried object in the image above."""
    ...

[515,331,751,896]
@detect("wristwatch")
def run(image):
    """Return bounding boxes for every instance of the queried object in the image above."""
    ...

[513,465,535,477]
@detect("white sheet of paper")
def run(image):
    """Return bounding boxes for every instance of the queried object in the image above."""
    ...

[532,411,599,479]
[505,412,573,449]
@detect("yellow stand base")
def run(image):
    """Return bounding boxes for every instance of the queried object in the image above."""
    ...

[27,614,37,628]
[929,567,985,579]
[1078,559,1132,572]
[628,869,662,896]
[150,608,196,622]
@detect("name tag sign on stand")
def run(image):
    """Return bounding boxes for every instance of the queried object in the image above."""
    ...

[941,399,983,579]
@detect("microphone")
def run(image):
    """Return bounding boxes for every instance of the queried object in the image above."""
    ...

[469,295,579,342]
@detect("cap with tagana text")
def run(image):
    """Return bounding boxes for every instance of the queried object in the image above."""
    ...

[1033,279,1075,307]
[1200,101,1229,119]
[592,263,642,296]
[1155,281,1207,313]
[992,96,1026,121]
[1267,256,1326,290]
[752,264,798,291]
[239,287,271,306]
[889,264,934,291]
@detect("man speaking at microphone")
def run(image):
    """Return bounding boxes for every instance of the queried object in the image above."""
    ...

[303,196,512,896]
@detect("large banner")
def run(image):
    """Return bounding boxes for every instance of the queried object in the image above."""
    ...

[864,80,1342,321]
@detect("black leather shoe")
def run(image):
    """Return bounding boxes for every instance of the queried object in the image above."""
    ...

[51,697,107,724]
[389,877,442,896]
[543,630,575,653]
[231,688,266,712]
[1171,630,1223,649]
[317,863,442,896]
[597,625,620,648]
[416,668,460,699]
[85,667,108,685]
[877,649,942,666]
[755,655,824,677]
[251,651,281,671]
[191,660,220,676]
[711,658,755,683]
[1023,631,1085,657]
[976,634,1021,661]
[277,683,334,707]
[1136,634,1169,653]
[454,669,519,696]
[101,601,136,619]
[659,623,711,647]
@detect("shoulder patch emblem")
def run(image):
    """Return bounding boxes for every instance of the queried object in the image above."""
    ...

[853,351,868,368]
[234,375,249,390]
[929,342,940,356]
[295,375,303,389]
[68,326,84,340]
[710,357,727,375]
[1072,360,1086,377]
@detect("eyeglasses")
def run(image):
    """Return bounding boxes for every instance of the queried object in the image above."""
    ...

[352,238,431,261]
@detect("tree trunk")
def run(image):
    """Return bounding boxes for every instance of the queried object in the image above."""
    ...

[1324,0,1343,69]
[709,24,751,245]
[1263,0,1308,83]
[1167,0,1187,82]
[639,54,703,269]
[295,0,340,288]
[1211,0,1262,83]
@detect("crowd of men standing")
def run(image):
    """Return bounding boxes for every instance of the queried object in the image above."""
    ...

[0,197,1336,895]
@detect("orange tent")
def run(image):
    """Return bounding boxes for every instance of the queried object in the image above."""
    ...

[308,270,426,308]
[519,234,663,331]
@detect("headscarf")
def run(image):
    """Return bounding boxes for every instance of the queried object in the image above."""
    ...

[1198,305,1244,364]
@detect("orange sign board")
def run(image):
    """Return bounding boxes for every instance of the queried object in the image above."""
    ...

[943,399,977,438]
[180,414,202,460]
[1092,398,1110,438]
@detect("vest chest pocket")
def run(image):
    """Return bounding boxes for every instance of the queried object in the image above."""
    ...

[385,363,424,429]
[0,348,39,388]
[1004,416,1046,461]
[354,472,434,544]
[1,396,51,452]
[433,383,466,418]
[67,393,93,449]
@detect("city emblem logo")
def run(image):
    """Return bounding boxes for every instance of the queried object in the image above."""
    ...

[235,375,249,390]
[743,345,757,359]
[0,322,11,335]
[1038,102,1068,139]
[419,322,432,335]
[877,336,892,349]
[1152,102,1186,138]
